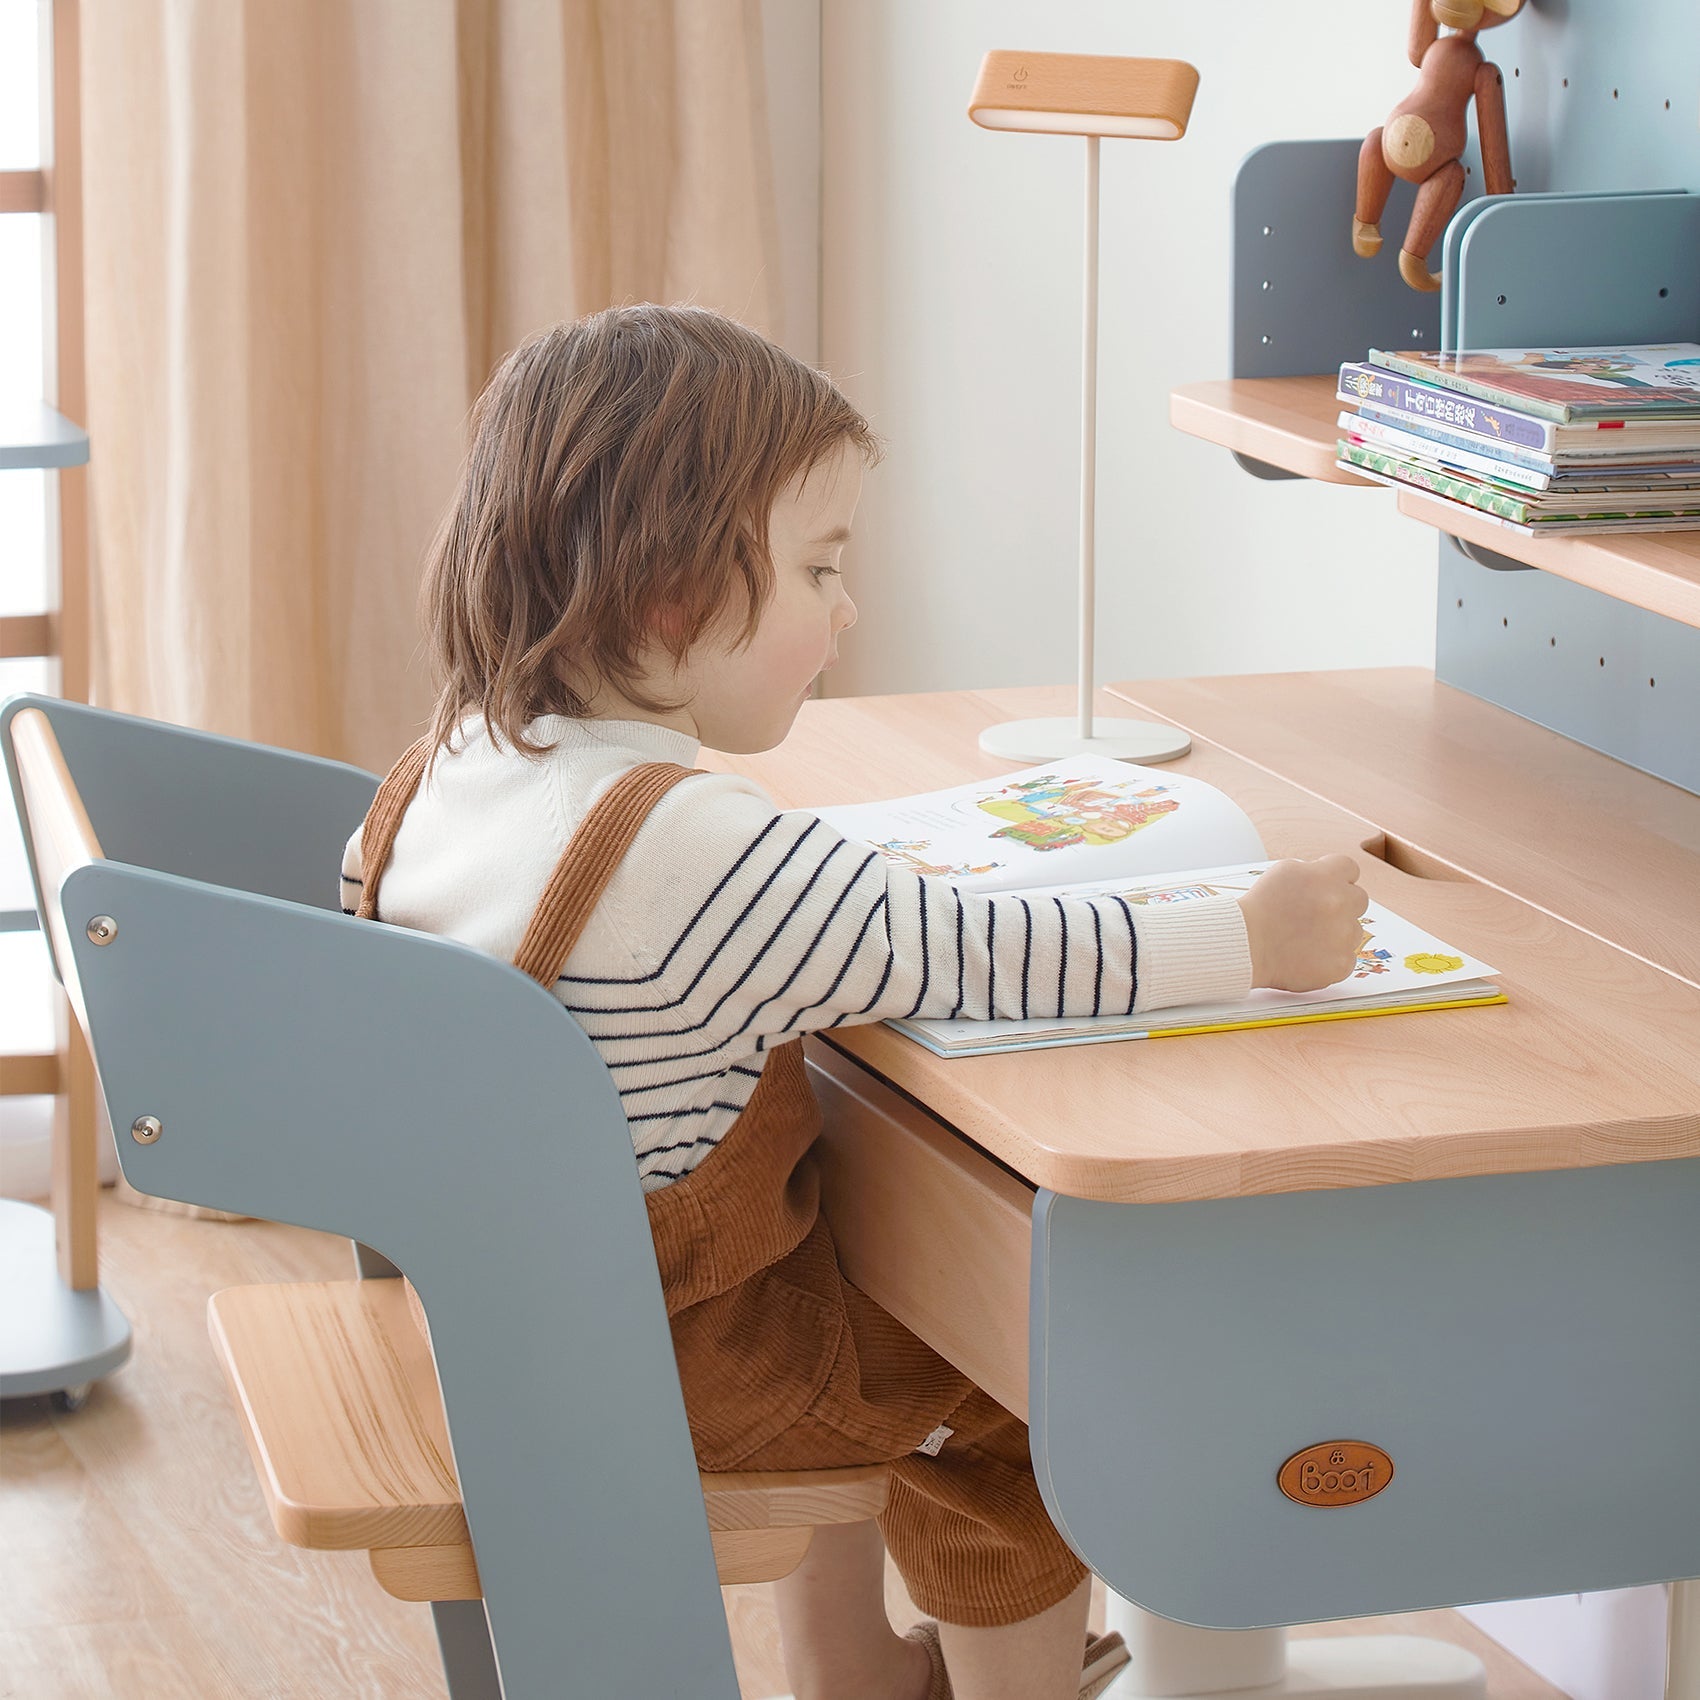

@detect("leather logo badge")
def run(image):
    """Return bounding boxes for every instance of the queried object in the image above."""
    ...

[1277,1441,1394,1508]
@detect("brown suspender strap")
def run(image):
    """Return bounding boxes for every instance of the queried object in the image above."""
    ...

[511,762,699,987]
[355,736,434,920]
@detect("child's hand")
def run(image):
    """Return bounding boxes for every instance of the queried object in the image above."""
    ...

[1236,855,1369,992]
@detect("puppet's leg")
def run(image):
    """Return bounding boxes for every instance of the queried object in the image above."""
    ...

[1354,130,1396,257]
[1475,62,1515,195]
[1400,159,1465,291]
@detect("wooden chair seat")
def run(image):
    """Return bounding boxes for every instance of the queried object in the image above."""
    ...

[208,1280,890,1601]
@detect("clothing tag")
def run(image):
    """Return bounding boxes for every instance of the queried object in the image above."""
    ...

[915,1424,954,1458]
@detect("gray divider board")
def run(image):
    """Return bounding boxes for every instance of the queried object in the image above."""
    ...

[1028,1160,1700,1631]
[1430,194,1700,793]
[64,860,743,1700]
[1453,192,1700,352]
[1436,540,1700,792]
[1232,138,1446,384]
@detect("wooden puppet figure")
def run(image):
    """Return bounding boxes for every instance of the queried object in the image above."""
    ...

[1354,0,1522,292]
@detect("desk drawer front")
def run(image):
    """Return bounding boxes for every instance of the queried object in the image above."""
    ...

[806,1040,1034,1420]
[1032,1157,1700,1627]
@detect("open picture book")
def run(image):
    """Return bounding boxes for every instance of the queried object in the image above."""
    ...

[813,756,1505,1056]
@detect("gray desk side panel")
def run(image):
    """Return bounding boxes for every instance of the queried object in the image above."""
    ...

[1030,1159,1700,1629]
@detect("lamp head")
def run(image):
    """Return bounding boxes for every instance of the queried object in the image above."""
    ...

[968,50,1199,140]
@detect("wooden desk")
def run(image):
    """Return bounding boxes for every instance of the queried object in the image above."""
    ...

[703,683,1700,1206]
[1107,667,1700,988]
[700,682,1700,1633]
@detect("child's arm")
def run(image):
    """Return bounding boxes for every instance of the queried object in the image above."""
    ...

[583,775,1257,1055]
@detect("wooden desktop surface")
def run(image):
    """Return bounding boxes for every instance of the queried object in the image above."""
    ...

[1108,667,1700,988]
[699,685,1700,1206]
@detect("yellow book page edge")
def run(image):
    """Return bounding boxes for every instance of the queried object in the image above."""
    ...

[1146,992,1509,1041]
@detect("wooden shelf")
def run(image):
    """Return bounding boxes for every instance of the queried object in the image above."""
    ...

[1171,374,1700,627]
[1170,375,1374,486]
[0,402,89,471]
[1397,493,1700,629]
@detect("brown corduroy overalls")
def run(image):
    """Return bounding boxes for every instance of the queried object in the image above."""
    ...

[356,745,1087,1627]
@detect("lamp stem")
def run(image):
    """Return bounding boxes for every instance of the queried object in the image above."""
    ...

[1078,132,1100,742]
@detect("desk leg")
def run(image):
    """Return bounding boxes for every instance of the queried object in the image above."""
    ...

[1671,1580,1700,1700]
[1103,1596,1485,1698]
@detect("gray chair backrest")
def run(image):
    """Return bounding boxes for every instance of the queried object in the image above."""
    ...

[1,693,741,1700]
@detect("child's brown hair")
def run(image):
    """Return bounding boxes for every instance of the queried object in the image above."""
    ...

[421,304,880,756]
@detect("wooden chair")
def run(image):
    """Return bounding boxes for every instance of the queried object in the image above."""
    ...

[2,693,891,1700]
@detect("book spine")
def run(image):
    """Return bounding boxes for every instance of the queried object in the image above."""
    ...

[1335,440,1535,521]
[1367,349,1576,423]
[1341,412,1552,490]
[1338,364,1557,450]
[1354,404,1557,473]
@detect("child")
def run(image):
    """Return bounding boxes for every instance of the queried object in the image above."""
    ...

[342,305,1366,1700]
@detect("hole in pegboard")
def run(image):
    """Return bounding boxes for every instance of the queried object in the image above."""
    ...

[1612,87,1619,99]
[1549,636,1556,647]
[1513,66,1520,77]
[1261,279,1271,291]
[1599,656,1606,666]
[1261,225,1272,237]
[1497,294,1508,305]
[1456,598,1464,609]
[1502,617,1509,628]
[1650,677,1657,688]
[1261,334,1272,345]
[1666,99,1673,110]
[1659,287,1670,298]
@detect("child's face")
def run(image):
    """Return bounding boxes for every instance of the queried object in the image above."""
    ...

[679,441,863,753]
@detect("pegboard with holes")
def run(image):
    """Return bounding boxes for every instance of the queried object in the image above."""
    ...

[1225,1,1700,790]
[1435,540,1700,791]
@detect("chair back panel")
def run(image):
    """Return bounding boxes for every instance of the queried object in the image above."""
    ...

[2,693,379,921]
[63,857,740,1698]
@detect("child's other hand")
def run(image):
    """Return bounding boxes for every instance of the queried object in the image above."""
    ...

[1237,855,1368,992]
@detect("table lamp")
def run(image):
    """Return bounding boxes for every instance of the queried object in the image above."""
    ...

[968,50,1200,763]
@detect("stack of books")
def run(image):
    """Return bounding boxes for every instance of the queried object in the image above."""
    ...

[1335,343,1700,537]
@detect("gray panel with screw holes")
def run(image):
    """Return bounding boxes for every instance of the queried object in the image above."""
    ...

[1434,188,1700,797]
[1231,139,1448,391]
[1029,1159,1700,1629]
[1435,541,1700,793]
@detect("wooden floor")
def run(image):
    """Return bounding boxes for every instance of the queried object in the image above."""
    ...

[0,1196,1569,1699]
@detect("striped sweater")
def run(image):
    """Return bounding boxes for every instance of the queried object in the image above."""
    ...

[340,715,1253,1191]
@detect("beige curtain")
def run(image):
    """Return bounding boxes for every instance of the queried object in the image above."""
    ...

[79,0,783,772]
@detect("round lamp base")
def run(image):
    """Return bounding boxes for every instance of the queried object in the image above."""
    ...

[977,716,1192,765]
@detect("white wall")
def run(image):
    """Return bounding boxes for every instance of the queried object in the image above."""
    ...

[818,0,1442,700]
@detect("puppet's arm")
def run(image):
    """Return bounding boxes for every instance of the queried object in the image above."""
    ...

[1474,61,1514,194]
[1407,0,1441,68]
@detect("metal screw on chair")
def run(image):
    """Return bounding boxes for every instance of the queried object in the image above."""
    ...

[131,1116,162,1146]
[86,916,118,945]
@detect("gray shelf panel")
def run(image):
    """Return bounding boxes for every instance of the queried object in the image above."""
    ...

[0,402,89,470]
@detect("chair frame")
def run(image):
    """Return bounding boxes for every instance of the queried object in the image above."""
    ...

[3,692,762,1699]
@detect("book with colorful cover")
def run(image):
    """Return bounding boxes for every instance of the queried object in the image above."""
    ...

[1368,344,1700,423]
[1338,364,1700,454]
[810,757,1503,1054]
[1335,439,1700,532]
[1339,412,1700,493]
